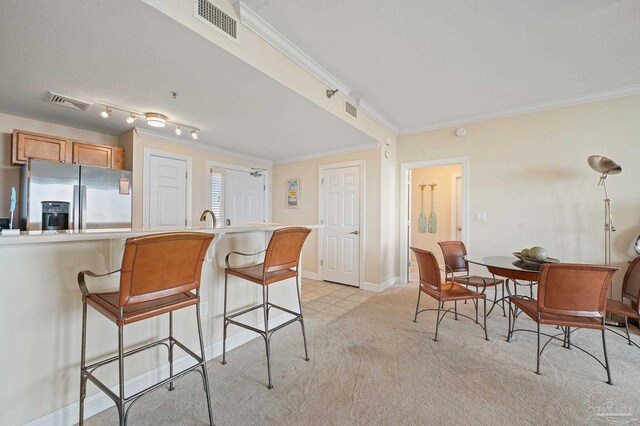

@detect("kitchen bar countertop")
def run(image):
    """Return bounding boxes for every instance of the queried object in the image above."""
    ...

[0,223,321,245]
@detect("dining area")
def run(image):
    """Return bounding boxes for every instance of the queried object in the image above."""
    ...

[410,238,640,389]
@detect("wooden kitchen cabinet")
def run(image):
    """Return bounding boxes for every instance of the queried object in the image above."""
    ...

[72,141,112,168]
[12,129,126,169]
[12,130,67,164]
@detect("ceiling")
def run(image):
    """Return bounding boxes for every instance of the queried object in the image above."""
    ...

[242,0,640,133]
[0,0,376,162]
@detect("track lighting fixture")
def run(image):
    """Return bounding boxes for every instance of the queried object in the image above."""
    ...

[100,107,112,118]
[126,113,137,124]
[97,103,199,139]
[326,89,339,98]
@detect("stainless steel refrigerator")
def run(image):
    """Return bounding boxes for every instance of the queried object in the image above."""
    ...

[20,159,132,231]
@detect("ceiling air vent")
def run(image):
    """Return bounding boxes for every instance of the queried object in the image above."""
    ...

[195,0,237,40]
[45,91,92,111]
[345,101,358,119]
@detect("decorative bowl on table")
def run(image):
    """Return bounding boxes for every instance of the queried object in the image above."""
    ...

[513,251,560,266]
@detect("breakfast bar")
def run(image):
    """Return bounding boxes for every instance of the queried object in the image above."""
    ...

[0,224,319,423]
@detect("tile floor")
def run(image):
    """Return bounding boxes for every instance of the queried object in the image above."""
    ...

[300,278,375,322]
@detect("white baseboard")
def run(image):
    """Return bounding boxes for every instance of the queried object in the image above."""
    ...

[26,313,291,426]
[361,276,398,293]
[301,271,318,280]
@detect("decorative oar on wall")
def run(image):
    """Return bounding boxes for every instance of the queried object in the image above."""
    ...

[418,184,427,233]
[428,183,437,234]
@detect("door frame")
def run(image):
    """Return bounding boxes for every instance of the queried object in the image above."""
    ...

[399,157,469,283]
[450,171,462,240]
[317,160,366,287]
[206,160,271,223]
[143,148,193,230]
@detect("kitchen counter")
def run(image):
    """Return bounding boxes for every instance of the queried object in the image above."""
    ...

[0,223,321,244]
[0,223,320,424]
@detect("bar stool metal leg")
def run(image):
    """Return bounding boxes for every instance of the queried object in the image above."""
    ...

[295,275,310,361]
[222,272,229,365]
[118,324,125,426]
[262,284,273,389]
[79,300,88,425]
[196,300,216,425]
[169,311,175,391]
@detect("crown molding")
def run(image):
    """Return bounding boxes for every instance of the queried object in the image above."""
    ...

[238,2,351,96]
[273,142,379,165]
[399,84,640,136]
[133,127,273,166]
[357,99,399,135]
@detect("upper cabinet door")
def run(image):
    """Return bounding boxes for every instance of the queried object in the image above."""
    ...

[12,130,67,164]
[72,141,112,168]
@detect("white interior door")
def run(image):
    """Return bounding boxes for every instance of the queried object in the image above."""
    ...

[148,155,188,229]
[321,165,361,287]
[224,169,265,227]
[455,175,462,240]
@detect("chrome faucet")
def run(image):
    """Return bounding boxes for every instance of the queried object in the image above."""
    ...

[199,209,216,229]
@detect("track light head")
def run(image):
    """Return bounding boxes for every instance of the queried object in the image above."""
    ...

[126,113,137,124]
[326,89,339,99]
[100,107,112,118]
[191,129,198,140]
[175,126,182,136]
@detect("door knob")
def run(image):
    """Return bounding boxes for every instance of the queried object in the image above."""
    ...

[458,227,462,231]
[349,230,359,235]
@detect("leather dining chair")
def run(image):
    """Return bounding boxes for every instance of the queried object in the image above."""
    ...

[411,247,488,342]
[77,232,215,425]
[508,263,618,384]
[606,256,640,348]
[438,241,505,315]
[222,227,311,389]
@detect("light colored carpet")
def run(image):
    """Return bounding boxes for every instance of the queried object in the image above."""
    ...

[87,283,640,425]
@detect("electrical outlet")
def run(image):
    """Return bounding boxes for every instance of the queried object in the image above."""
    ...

[200,301,209,317]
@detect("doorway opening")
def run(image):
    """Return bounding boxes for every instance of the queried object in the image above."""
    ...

[400,157,469,283]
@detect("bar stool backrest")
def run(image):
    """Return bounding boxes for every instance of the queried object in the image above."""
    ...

[622,256,640,304]
[411,247,443,293]
[438,241,468,274]
[118,232,214,306]
[537,263,618,318]
[263,227,311,274]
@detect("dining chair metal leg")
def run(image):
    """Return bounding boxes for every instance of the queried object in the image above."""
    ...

[567,327,571,350]
[536,321,541,375]
[602,318,613,385]
[507,299,512,342]
[624,316,632,345]
[263,285,273,389]
[454,301,458,320]
[434,301,442,342]
[78,300,88,426]
[413,287,422,322]
[118,325,125,426]
[295,275,310,361]
[196,302,216,425]
[483,296,489,341]
[169,311,175,391]
[221,272,229,365]
[501,281,506,317]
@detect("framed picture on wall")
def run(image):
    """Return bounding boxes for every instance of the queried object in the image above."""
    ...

[287,178,300,208]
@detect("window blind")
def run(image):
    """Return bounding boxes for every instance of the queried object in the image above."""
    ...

[210,168,224,222]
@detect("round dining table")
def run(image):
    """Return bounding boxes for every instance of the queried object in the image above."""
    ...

[464,255,541,302]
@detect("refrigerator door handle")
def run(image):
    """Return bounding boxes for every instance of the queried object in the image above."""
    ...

[73,185,80,232]
[81,185,87,230]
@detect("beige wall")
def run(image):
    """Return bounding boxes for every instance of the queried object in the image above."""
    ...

[398,95,640,293]
[410,164,462,266]
[0,112,119,220]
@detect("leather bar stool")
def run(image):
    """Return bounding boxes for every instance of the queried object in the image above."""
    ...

[222,227,311,389]
[77,232,215,425]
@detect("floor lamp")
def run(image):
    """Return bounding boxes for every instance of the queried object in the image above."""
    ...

[587,155,624,326]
